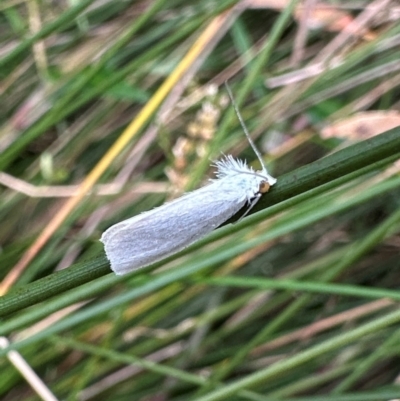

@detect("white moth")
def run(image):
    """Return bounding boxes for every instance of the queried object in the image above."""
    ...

[101,87,277,275]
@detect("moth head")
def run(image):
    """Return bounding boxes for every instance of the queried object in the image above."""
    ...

[258,180,271,194]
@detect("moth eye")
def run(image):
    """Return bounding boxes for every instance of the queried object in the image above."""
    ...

[259,180,270,194]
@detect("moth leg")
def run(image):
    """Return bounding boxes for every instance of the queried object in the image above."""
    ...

[237,193,261,222]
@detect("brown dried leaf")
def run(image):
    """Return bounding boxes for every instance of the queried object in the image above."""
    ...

[293,2,354,32]
[321,111,400,141]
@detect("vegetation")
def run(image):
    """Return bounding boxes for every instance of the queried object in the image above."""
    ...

[1,1,400,400]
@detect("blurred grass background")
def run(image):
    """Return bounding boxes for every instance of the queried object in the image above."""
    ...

[1,0,400,400]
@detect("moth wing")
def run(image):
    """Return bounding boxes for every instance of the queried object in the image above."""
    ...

[101,184,247,275]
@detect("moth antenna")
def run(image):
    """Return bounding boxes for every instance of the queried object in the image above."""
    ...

[224,81,267,172]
